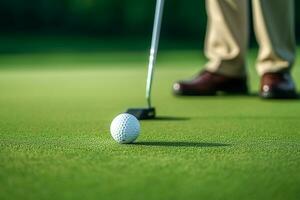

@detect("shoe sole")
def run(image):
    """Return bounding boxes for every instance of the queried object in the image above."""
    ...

[174,88,249,96]
[260,91,299,99]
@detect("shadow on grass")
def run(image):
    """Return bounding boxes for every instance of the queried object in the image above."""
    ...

[175,92,300,100]
[253,92,300,100]
[132,141,230,148]
[237,92,300,100]
[194,115,300,120]
[152,116,190,121]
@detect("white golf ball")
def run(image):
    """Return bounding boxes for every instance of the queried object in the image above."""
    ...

[110,113,140,144]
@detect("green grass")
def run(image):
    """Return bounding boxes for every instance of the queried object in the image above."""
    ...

[0,41,300,200]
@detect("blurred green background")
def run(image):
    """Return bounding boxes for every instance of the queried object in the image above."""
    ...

[0,0,299,44]
[0,0,206,39]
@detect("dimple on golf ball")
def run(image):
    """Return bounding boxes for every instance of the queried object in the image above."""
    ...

[110,113,140,144]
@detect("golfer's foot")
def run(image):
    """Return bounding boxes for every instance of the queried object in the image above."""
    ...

[260,72,298,99]
[173,70,248,96]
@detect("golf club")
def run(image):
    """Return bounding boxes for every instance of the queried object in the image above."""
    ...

[126,0,165,120]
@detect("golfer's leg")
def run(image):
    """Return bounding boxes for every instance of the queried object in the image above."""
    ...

[205,0,248,77]
[253,0,296,76]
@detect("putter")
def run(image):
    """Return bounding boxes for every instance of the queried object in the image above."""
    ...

[126,0,165,120]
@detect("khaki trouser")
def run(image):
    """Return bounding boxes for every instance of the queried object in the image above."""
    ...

[205,0,296,77]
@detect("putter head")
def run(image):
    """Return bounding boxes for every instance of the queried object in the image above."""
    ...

[126,107,156,120]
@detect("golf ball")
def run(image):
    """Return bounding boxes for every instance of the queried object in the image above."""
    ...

[110,113,140,144]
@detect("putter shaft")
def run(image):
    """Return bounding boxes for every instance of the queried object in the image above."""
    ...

[146,0,165,108]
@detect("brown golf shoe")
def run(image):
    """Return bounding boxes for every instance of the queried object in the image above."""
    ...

[260,72,298,99]
[173,70,248,96]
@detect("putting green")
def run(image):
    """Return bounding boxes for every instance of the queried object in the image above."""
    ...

[0,48,300,200]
